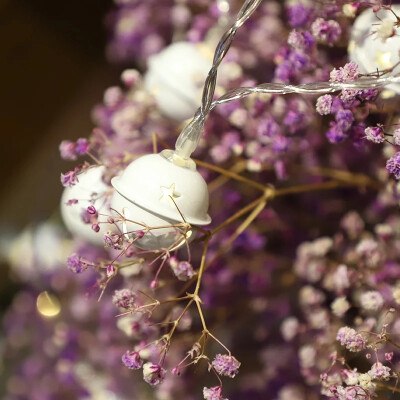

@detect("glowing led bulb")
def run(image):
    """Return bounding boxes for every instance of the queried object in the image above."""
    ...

[144,42,212,121]
[60,166,111,246]
[111,150,211,250]
[349,6,400,94]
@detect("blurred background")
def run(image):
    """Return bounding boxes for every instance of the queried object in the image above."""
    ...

[0,0,118,309]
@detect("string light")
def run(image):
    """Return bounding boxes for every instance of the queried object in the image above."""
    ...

[109,0,263,251]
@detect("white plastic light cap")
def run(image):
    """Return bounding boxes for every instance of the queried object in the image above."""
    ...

[144,42,212,122]
[60,166,111,246]
[349,6,400,94]
[110,151,211,250]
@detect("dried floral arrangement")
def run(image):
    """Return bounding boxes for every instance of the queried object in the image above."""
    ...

[5,1,400,399]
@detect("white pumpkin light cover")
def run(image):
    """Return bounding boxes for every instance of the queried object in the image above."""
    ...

[61,166,111,246]
[349,6,400,94]
[144,41,212,122]
[111,150,211,251]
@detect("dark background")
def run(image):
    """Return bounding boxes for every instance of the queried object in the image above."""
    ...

[0,0,118,305]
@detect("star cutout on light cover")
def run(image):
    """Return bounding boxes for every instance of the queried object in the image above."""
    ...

[160,183,181,206]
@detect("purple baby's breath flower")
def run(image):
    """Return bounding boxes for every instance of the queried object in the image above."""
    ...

[212,354,240,378]
[349,123,367,147]
[385,352,394,361]
[149,279,158,289]
[288,30,315,51]
[135,230,145,239]
[334,386,365,399]
[171,261,195,282]
[281,317,300,341]
[257,118,280,142]
[275,61,293,82]
[326,122,346,143]
[359,89,378,102]
[273,135,291,153]
[332,264,350,292]
[112,289,136,310]
[121,69,140,87]
[142,362,166,386]
[103,86,124,108]
[203,386,227,400]
[287,4,312,28]
[210,144,230,164]
[330,62,359,83]
[331,296,350,317]
[369,362,391,380]
[104,232,123,250]
[340,89,360,106]
[364,126,384,144]
[337,327,366,352]
[122,350,143,369]
[316,95,332,115]
[221,131,240,148]
[75,138,90,155]
[66,253,86,273]
[360,291,384,311]
[342,369,359,386]
[393,128,400,145]
[386,152,400,179]
[336,109,354,132]
[283,109,304,130]
[91,223,100,233]
[59,140,77,160]
[81,208,92,224]
[299,344,316,369]
[106,264,116,277]
[87,205,97,215]
[65,198,78,206]
[311,18,341,45]
[60,170,79,187]
[289,51,309,71]
[356,238,382,268]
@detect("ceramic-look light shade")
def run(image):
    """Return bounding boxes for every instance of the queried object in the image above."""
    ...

[61,166,110,246]
[349,6,400,94]
[144,42,211,121]
[111,152,211,250]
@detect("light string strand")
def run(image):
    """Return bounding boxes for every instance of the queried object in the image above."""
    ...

[210,74,400,107]
[174,0,262,159]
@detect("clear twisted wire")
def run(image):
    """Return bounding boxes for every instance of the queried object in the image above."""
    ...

[210,75,400,108]
[175,0,262,159]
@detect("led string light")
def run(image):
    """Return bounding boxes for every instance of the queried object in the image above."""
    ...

[64,0,400,250]
[173,0,400,162]
[61,0,400,251]
[109,0,264,250]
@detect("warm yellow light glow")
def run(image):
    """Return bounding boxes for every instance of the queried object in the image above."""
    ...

[381,89,396,99]
[375,51,393,69]
[36,291,61,318]
[347,40,355,53]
